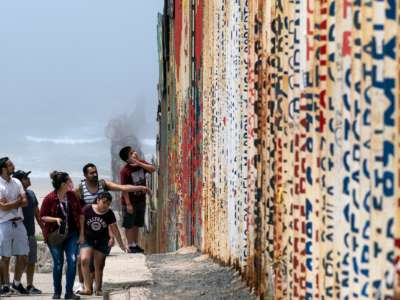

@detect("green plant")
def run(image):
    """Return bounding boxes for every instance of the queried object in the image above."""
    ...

[35,233,44,241]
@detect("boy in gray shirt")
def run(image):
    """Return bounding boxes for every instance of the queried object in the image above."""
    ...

[13,170,42,294]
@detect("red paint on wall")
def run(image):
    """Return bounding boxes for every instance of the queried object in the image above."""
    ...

[195,0,203,73]
[192,0,203,248]
[343,0,352,18]
[342,31,352,56]
[174,0,183,79]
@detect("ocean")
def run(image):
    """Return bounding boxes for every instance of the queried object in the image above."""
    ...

[5,135,112,178]
[30,176,90,201]
[2,133,155,202]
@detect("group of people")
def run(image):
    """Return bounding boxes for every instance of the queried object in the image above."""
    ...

[0,146,155,299]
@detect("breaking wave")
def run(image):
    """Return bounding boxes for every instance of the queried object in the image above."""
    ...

[25,135,104,145]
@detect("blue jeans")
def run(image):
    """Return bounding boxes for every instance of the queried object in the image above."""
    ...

[48,232,79,295]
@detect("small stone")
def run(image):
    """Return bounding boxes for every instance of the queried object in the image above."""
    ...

[194,255,209,262]
[176,246,198,255]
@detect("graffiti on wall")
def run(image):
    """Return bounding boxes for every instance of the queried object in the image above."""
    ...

[154,0,400,298]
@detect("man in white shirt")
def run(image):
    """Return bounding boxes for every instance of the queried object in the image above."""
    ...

[0,157,29,296]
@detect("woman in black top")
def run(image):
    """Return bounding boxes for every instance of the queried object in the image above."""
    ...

[79,192,127,296]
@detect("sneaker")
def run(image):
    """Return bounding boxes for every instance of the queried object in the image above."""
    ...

[27,285,42,294]
[129,245,144,253]
[65,292,80,299]
[53,294,61,299]
[11,282,28,294]
[0,285,11,296]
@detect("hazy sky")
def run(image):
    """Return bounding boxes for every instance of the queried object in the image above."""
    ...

[0,1,163,178]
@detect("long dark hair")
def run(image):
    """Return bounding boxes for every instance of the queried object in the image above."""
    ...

[50,171,70,191]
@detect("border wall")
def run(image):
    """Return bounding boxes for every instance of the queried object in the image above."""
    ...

[154,0,400,298]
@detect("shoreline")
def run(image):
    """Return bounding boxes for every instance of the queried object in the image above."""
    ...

[30,176,111,200]
[30,176,82,200]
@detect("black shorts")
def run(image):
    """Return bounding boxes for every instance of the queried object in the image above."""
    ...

[81,238,110,256]
[122,198,146,229]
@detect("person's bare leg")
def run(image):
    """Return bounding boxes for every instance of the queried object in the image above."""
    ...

[131,226,139,244]
[93,251,106,295]
[14,255,27,282]
[1,257,10,285]
[87,255,95,291]
[126,227,139,245]
[26,263,35,287]
[0,259,4,285]
[80,248,94,294]
[77,256,84,284]
[87,271,94,292]
[125,228,134,245]
[89,271,94,291]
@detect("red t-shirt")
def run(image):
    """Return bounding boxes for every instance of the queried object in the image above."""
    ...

[120,161,149,205]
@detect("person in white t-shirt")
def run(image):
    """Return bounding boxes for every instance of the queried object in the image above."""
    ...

[0,157,29,296]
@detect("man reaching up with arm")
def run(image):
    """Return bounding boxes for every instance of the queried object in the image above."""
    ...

[119,147,156,253]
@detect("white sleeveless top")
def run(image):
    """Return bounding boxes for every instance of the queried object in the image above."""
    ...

[79,179,106,205]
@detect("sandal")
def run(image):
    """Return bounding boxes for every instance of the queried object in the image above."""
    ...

[79,289,93,296]
[95,290,103,296]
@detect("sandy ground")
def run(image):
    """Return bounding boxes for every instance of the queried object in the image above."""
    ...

[112,247,256,300]
[5,248,151,300]
[4,247,256,300]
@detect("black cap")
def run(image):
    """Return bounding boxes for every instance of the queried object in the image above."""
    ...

[13,170,31,181]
